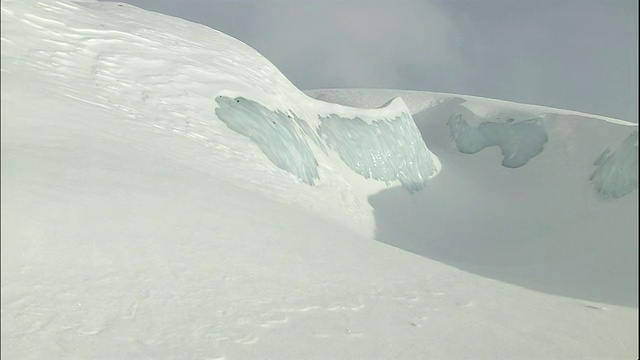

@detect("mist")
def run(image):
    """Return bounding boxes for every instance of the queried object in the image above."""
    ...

[104,0,638,123]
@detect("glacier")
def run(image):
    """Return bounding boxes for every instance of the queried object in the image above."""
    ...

[591,131,639,199]
[215,96,439,191]
[448,114,548,168]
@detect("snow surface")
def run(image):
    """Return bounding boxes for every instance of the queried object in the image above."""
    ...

[308,88,639,308]
[1,1,638,359]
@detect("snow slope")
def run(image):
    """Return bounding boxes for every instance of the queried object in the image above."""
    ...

[1,1,638,359]
[309,88,638,307]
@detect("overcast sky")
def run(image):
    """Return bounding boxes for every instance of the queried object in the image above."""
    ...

[109,0,637,122]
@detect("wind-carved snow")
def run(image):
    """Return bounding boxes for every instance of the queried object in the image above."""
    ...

[318,112,438,192]
[215,96,439,191]
[590,131,638,199]
[448,115,548,168]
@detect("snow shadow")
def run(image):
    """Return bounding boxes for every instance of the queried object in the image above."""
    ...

[368,100,638,307]
[368,182,638,308]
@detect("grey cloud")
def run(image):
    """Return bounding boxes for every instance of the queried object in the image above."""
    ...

[104,0,637,122]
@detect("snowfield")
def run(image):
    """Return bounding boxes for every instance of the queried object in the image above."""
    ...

[1,1,638,359]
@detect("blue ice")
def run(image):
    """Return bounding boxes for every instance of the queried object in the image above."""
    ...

[590,131,638,199]
[215,96,438,191]
[448,115,548,168]
[215,96,319,184]
[318,113,438,192]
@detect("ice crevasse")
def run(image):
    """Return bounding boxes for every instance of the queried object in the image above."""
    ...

[215,96,441,192]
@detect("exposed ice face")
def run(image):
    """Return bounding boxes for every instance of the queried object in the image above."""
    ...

[318,113,439,192]
[591,131,638,199]
[215,96,439,191]
[215,96,320,185]
[448,115,548,168]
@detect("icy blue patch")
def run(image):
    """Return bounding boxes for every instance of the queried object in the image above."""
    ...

[448,115,548,168]
[215,96,319,185]
[216,96,438,192]
[294,116,327,154]
[318,113,438,192]
[590,131,638,199]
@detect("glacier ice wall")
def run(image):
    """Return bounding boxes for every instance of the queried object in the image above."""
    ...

[590,131,638,199]
[215,96,438,191]
[318,114,438,192]
[448,115,548,168]
[215,96,320,185]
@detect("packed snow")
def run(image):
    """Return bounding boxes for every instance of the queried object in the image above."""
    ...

[1,1,638,359]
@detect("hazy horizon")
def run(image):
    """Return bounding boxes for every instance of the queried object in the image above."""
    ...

[105,0,637,122]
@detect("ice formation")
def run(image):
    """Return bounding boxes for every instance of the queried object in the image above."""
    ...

[318,113,438,192]
[590,131,638,199]
[215,96,320,184]
[448,115,548,168]
[215,96,439,191]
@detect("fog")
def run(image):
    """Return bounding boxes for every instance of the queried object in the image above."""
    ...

[105,0,638,123]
